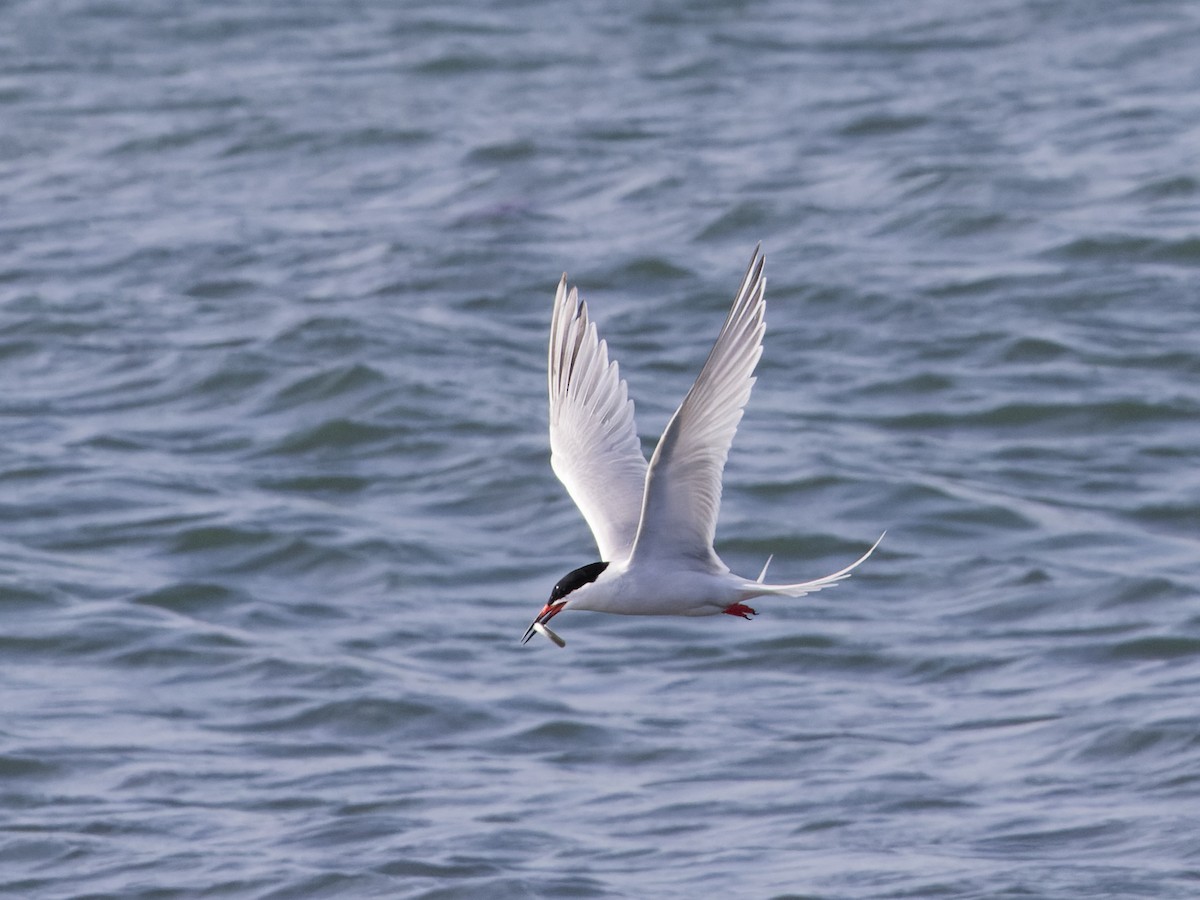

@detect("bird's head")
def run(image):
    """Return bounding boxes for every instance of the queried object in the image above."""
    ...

[521,560,609,647]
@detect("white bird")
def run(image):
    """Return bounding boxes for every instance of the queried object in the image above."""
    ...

[522,245,883,647]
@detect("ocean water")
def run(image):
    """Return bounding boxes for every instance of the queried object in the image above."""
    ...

[2,1,1199,897]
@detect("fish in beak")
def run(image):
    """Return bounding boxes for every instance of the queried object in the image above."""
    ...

[521,600,567,647]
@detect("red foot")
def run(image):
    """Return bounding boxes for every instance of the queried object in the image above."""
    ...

[723,603,757,620]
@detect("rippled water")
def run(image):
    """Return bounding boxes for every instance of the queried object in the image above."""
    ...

[3,1,1199,898]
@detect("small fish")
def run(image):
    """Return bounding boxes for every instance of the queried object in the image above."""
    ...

[532,621,566,648]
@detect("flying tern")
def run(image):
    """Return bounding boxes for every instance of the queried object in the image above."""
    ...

[522,245,882,647]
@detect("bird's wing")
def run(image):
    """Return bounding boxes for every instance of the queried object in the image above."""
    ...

[630,245,766,568]
[548,275,648,562]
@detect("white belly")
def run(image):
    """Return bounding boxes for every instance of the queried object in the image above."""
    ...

[571,563,743,617]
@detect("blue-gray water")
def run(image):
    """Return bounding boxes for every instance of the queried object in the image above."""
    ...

[2,2,1199,898]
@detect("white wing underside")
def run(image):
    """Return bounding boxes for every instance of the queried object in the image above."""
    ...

[631,246,767,569]
[548,276,648,562]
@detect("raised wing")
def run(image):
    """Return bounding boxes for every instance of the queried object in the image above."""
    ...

[630,246,766,568]
[548,275,648,562]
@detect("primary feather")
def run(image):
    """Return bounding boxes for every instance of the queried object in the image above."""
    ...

[548,275,647,562]
[630,245,766,569]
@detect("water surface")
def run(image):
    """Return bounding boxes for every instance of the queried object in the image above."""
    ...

[2,1,1199,898]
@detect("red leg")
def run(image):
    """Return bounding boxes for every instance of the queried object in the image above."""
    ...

[723,602,757,620]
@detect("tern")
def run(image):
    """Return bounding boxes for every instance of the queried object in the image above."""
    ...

[522,245,882,648]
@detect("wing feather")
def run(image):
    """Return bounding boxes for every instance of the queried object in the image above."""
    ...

[631,246,766,567]
[548,275,648,562]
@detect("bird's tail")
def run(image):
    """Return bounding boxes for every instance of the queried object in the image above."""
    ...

[741,532,885,599]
